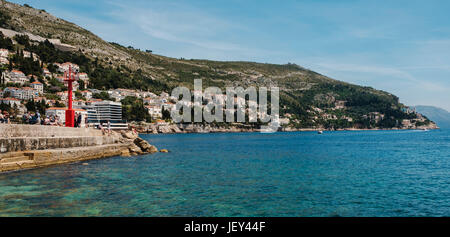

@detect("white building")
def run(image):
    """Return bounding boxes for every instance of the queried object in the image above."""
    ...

[146,104,162,118]
[0,49,9,65]
[4,87,39,100]
[0,97,21,107]
[64,80,79,91]
[23,51,40,61]
[80,101,127,129]
[56,91,75,102]
[80,90,93,100]
[162,102,176,112]
[42,68,52,78]
[0,49,9,58]
[20,87,39,100]
[30,81,44,94]
[7,70,28,85]
[57,62,80,73]
[77,73,89,88]
[0,57,8,65]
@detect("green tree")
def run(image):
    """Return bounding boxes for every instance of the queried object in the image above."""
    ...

[92,91,113,101]
[162,107,171,120]
[121,96,151,122]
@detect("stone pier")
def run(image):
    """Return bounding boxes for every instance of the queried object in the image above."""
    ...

[0,124,138,173]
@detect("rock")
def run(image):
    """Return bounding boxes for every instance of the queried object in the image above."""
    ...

[128,143,143,155]
[120,148,131,157]
[160,149,169,153]
[133,137,158,154]
[148,145,158,153]
[121,130,137,140]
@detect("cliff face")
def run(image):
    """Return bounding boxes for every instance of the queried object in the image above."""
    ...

[0,0,437,130]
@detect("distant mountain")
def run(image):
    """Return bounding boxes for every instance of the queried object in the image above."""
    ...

[415,106,450,128]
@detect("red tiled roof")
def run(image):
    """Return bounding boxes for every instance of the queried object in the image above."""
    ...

[11,70,24,74]
[0,97,20,101]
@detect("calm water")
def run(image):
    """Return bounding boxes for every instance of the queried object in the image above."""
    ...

[0,129,449,217]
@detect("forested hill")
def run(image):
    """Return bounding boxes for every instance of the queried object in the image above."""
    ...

[0,0,437,129]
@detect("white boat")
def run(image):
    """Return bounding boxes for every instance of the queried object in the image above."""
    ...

[318,131,323,134]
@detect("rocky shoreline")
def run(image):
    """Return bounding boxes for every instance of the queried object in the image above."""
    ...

[130,122,440,134]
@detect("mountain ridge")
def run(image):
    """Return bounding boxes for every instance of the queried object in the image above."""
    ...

[0,0,438,130]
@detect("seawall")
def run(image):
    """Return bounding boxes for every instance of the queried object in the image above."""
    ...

[0,124,156,173]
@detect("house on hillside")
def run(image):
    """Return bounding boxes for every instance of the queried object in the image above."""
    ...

[80,90,93,100]
[42,68,52,78]
[146,104,162,118]
[31,81,44,94]
[77,73,89,88]
[335,100,347,109]
[0,49,9,65]
[57,62,80,73]
[0,49,9,58]
[0,97,21,107]
[7,70,28,85]
[21,87,38,100]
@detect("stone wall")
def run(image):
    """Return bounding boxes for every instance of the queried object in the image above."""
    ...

[0,124,103,138]
[0,124,118,153]
[0,144,130,173]
[0,124,157,173]
[0,136,119,153]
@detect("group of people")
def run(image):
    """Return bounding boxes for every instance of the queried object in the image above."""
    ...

[20,112,88,127]
[74,112,85,128]
[2,110,115,132]
[22,112,63,126]
[0,110,10,124]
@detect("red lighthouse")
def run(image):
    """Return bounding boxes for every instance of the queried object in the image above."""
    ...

[64,65,77,127]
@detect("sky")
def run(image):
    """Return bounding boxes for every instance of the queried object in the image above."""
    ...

[9,0,450,111]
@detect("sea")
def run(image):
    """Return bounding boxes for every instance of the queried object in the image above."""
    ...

[0,129,449,217]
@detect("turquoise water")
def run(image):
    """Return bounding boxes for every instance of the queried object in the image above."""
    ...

[0,129,449,217]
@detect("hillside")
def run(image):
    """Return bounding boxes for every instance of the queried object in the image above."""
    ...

[0,0,437,130]
[415,106,450,128]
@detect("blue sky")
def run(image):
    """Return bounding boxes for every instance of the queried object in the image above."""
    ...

[10,0,450,111]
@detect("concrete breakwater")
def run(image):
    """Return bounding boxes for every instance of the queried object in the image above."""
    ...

[0,124,158,173]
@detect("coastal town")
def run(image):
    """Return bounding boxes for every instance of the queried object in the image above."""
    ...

[0,56,436,132]
[0,19,437,132]
[0,50,179,129]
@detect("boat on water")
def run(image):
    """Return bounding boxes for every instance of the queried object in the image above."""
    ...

[318,131,324,134]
